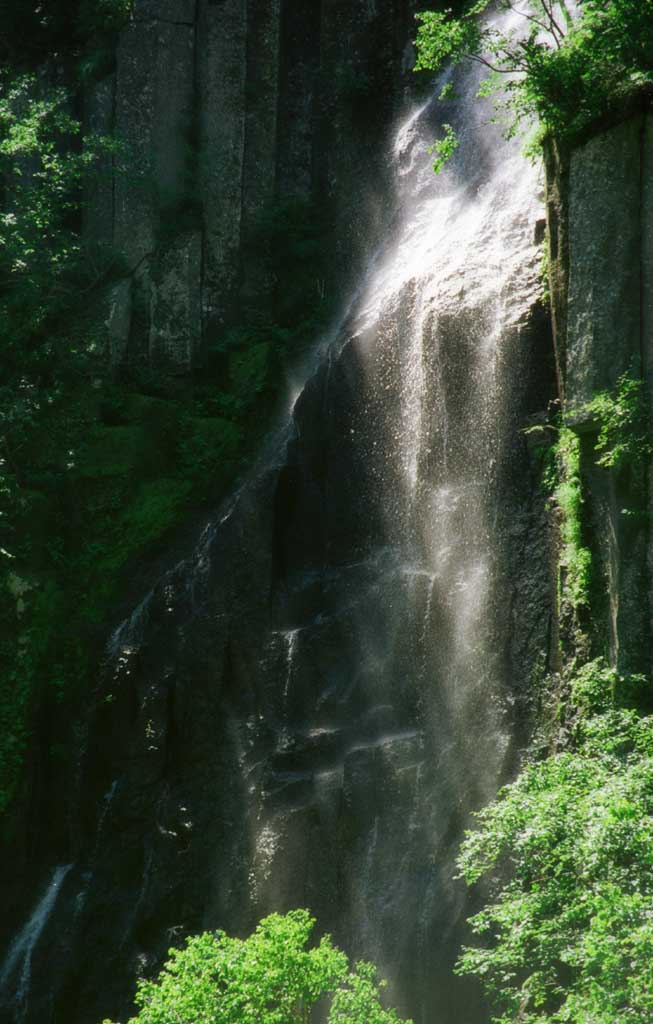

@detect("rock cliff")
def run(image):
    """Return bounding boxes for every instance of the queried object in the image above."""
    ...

[87,0,423,371]
[0,16,557,1023]
[545,102,653,673]
[8,11,653,1024]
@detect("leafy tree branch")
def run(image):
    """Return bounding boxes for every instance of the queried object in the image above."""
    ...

[101,910,411,1024]
[414,1,653,170]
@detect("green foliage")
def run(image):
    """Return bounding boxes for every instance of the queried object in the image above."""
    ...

[414,1,653,166]
[554,427,592,609]
[328,962,407,1024]
[580,372,651,470]
[204,197,332,419]
[229,343,273,408]
[0,72,120,371]
[178,417,243,486]
[0,120,330,817]
[427,123,459,173]
[0,68,125,812]
[246,198,330,330]
[457,660,653,1024]
[103,910,411,1024]
[570,657,650,715]
[0,378,250,810]
[101,479,193,573]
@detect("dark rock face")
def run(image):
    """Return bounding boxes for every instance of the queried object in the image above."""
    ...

[85,0,424,371]
[0,339,552,1024]
[0,68,556,1024]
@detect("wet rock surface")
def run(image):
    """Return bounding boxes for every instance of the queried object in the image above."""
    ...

[0,185,554,1024]
[0,12,559,1024]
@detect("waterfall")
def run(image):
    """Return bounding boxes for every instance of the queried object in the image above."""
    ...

[0,865,72,1022]
[0,21,553,1024]
[227,55,544,1019]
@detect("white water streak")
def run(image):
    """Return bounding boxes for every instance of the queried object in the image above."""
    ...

[0,865,72,1021]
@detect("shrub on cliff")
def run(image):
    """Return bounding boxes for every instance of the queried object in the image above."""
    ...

[414,0,653,168]
[0,71,121,370]
[101,909,410,1024]
[457,660,653,1023]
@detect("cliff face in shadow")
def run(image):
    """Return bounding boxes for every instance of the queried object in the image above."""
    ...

[89,0,425,370]
[1,8,651,1023]
[0,311,554,1024]
[0,34,558,1023]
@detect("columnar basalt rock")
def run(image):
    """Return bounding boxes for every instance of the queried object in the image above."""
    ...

[83,74,115,248]
[198,0,248,338]
[565,117,642,413]
[0,54,557,1024]
[642,115,653,666]
[545,104,653,674]
[84,0,422,372]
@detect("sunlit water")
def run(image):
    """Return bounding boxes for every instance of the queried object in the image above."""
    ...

[0,18,546,1024]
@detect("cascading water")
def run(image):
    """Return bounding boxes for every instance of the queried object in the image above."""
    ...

[0,866,72,1024]
[0,24,555,1024]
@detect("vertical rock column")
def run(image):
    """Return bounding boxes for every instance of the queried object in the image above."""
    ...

[315,0,412,277]
[643,109,653,677]
[198,0,248,340]
[83,73,129,364]
[87,0,416,370]
[114,0,200,368]
[83,74,116,250]
[565,119,642,411]
[276,0,321,199]
[239,0,282,309]
[553,113,651,671]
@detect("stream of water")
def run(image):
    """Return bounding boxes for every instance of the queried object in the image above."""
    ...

[0,22,547,1023]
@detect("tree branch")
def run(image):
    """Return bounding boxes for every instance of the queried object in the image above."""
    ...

[466,53,517,74]
[508,2,563,46]
[538,0,565,40]
[556,0,575,30]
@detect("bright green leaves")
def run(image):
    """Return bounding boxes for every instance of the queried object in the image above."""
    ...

[413,9,486,74]
[107,910,411,1024]
[427,124,460,174]
[414,1,653,169]
[542,371,651,616]
[553,428,591,610]
[569,659,650,718]
[0,72,118,364]
[580,373,651,471]
[129,912,346,1024]
[329,963,407,1024]
[136,914,343,1024]
[457,662,653,1024]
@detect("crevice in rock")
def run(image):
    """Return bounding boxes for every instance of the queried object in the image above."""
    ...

[638,109,648,380]
[110,73,117,247]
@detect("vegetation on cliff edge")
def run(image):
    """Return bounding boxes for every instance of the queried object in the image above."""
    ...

[457,660,653,1023]
[414,0,653,169]
[0,7,332,815]
[101,910,410,1024]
